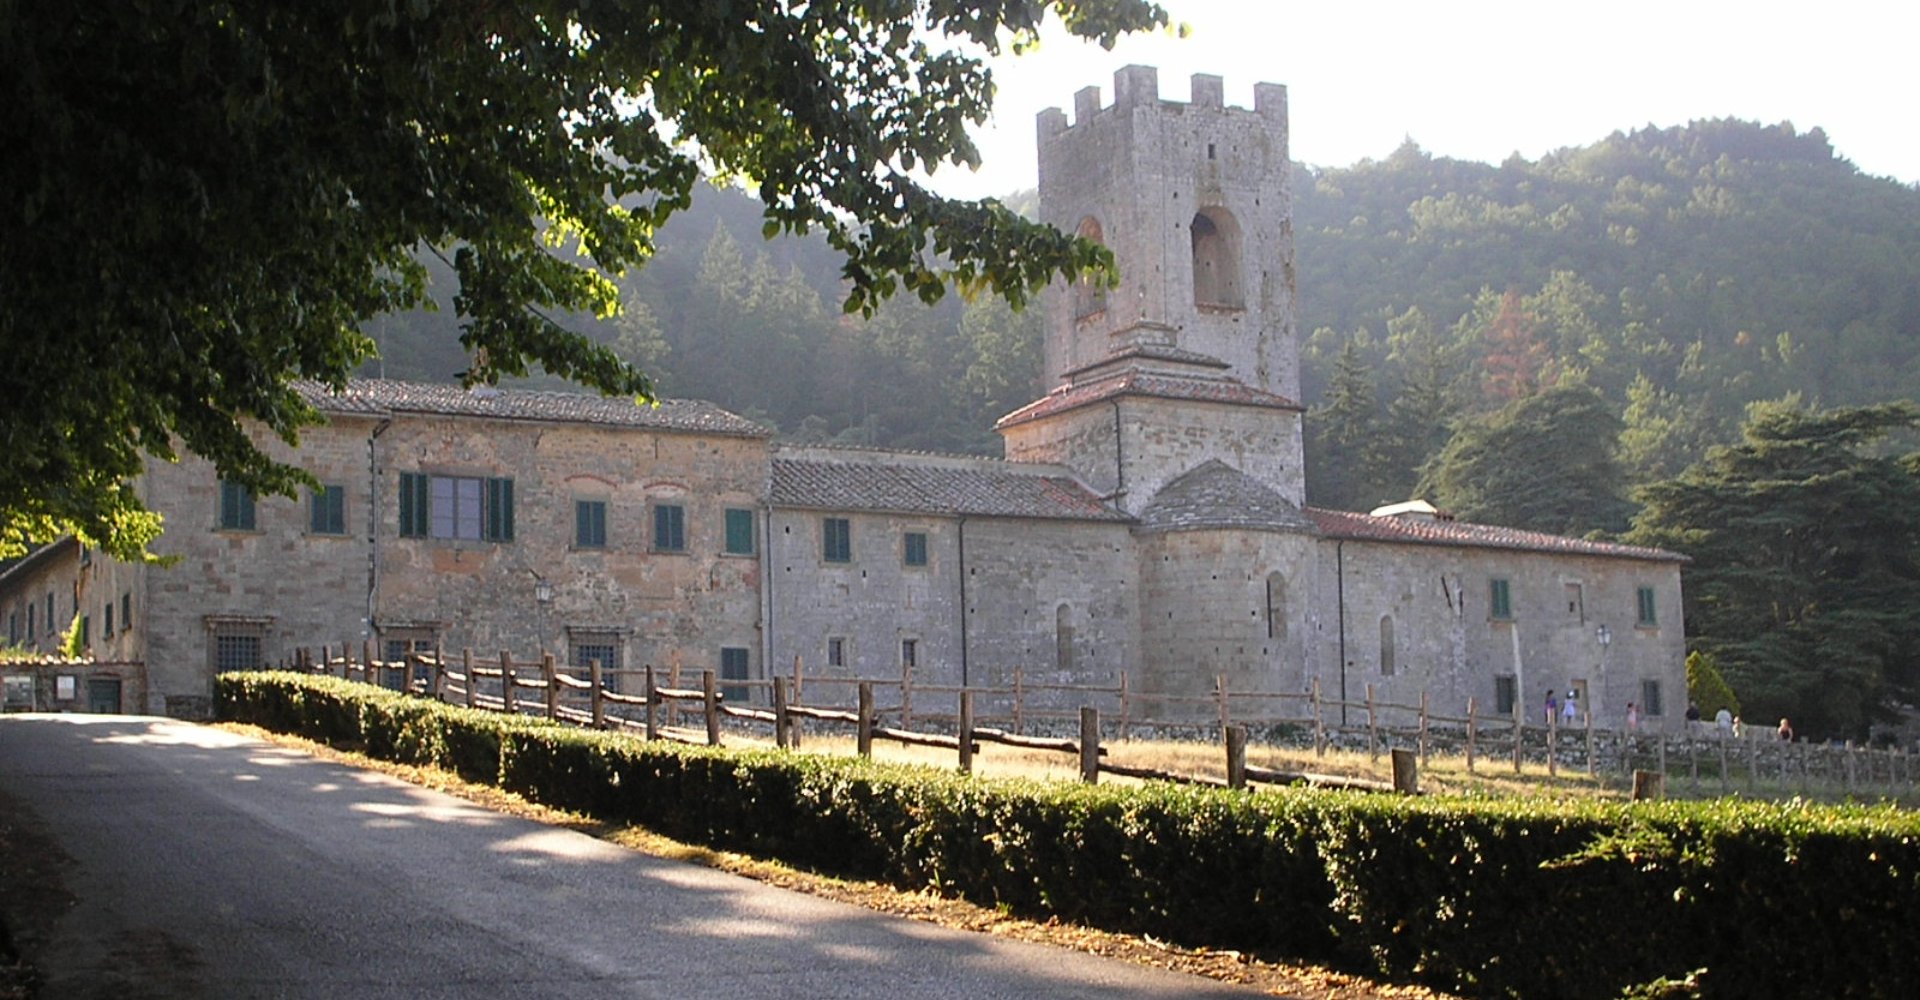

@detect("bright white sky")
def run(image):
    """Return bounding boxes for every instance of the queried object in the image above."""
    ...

[921,0,1918,199]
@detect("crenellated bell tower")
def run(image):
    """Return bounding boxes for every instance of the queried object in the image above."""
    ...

[998,66,1306,513]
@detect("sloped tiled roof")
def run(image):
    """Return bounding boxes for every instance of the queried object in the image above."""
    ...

[771,456,1128,522]
[1307,508,1686,563]
[1136,460,1317,534]
[1061,343,1230,379]
[295,379,770,437]
[996,370,1304,429]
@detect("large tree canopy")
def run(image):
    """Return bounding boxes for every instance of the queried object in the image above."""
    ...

[1627,400,1920,740]
[1414,383,1634,536]
[0,0,1166,560]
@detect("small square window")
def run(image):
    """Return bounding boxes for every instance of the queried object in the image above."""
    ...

[572,638,622,693]
[104,602,114,639]
[823,517,851,563]
[1636,586,1658,627]
[213,631,263,673]
[310,484,347,535]
[724,508,756,555]
[826,636,846,668]
[653,504,686,552]
[1641,679,1664,716]
[903,531,928,567]
[575,500,608,549]
[900,638,918,669]
[1489,578,1512,620]
[218,479,256,531]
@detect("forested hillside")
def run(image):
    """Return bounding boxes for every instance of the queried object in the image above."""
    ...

[365,118,1920,526]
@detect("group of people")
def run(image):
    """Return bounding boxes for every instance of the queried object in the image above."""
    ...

[1539,693,1796,740]
[1683,701,1794,742]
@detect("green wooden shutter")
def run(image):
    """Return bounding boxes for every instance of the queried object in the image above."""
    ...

[398,473,428,537]
[485,478,514,541]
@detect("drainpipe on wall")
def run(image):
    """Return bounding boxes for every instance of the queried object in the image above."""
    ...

[1335,539,1348,726]
[761,507,775,687]
[957,516,969,688]
[367,417,393,642]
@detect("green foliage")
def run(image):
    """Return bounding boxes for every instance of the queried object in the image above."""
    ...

[1629,400,1920,739]
[1,0,1167,558]
[221,673,1920,1000]
[1684,651,1739,720]
[1416,383,1635,535]
[57,613,84,659]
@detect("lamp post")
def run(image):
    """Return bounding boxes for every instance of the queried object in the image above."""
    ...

[1595,624,1611,721]
[534,577,554,655]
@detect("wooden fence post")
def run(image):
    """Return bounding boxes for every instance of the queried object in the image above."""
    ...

[1391,747,1418,795]
[1585,710,1596,777]
[1117,671,1132,741]
[1747,731,1759,792]
[1718,735,1731,794]
[433,641,447,701]
[363,639,375,687]
[667,656,683,729]
[1011,667,1025,736]
[790,654,805,749]
[857,681,874,758]
[463,649,475,709]
[1546,705,1558,777]
[1226,725,1248,790]
[773,677,791,749]
[1079,706,1100,784]
[1633,769,1665,801]
[1512,702,1524,774]
[900,652,914,730]
[958,689,975,774]
[1311,677,1326,758]
[1216,674,1230,737]
[542,653,558,720]
[644,665,659,741]
[1418,690,1431,765]
[590,658,605,728]
[1366,683,1378,763]
[500,651,516,715]
[1465,697,1478,772]
[702,669,721,747]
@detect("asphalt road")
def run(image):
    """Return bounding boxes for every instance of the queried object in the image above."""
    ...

[0,714,1264,999]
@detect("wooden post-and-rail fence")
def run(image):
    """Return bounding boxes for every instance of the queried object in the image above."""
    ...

[287,645,1918,802]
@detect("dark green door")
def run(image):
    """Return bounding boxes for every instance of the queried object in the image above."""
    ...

[86,678,122,714]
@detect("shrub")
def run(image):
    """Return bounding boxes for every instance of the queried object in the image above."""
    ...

[217,673,1920,999]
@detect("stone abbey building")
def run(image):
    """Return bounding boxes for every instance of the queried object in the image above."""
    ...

[2,67,1687,726]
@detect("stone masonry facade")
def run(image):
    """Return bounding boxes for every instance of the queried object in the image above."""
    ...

[0,66,1688,727]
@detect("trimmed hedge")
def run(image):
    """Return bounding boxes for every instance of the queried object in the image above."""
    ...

[218,673,1920,999]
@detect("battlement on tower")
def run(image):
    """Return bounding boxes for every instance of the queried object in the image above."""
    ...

[1035,66,1287,143]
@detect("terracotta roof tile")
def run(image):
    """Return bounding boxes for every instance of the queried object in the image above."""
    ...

[1137,460,1316,533]
[996,370,1303,429]
[295,379,770,437]
[771,455,1128,522]
[1307,508,1686,563]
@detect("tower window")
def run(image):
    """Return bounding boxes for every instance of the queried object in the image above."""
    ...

[1190,208,1244,309]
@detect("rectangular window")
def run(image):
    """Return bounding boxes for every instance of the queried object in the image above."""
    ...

[78,615,89,649]
[400,473,513,541]
[1641,679,1664,717]
[575,500,608,549]
[213,632,263,673]
[724,508,756,555]
[121,593,132,633]
[900,638,918,670]
[45,594,53,639]
[218,479,257,531]
[1489,578,1513,620]
[826,636,846,668]
[104,602,114,639]
[25,604,33,642]
[823,517,852,563]
[571,638,622,693]
[1636,586,1658,627]
[652,503,686,552]
[903,531,928,567]
[309,485,347,535]
[720,646,751,704]
[1494,675,1517,716]
[7,612,16,645]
